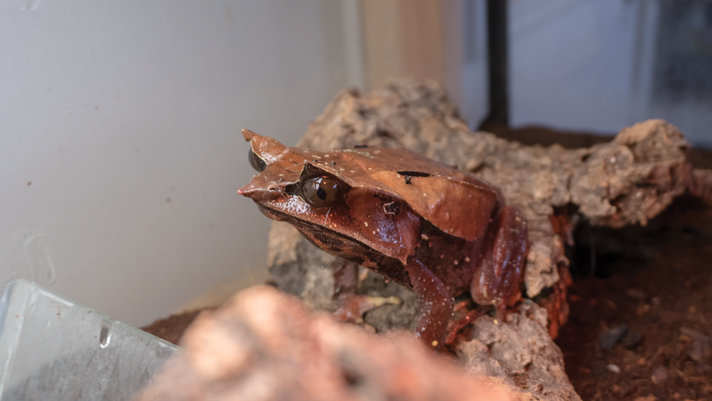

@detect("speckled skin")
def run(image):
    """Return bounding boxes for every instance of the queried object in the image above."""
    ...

[238,130,528,349]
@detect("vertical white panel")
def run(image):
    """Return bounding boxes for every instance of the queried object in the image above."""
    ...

[0,0,352,325]
[508,0,711,147]
[461,0,489,129]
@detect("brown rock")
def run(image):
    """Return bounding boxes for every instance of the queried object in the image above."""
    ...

[262,78,712,400]
[457,301,578,400]
[134,286,528,401]
[267,78,707,337]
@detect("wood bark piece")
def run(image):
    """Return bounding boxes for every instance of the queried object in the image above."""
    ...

[267,77,706,328]
[134,286,530,401]
[263,78,711,399]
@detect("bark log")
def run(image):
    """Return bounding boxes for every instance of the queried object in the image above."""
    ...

[267,77,706,331]
[261,78,711,399]
[135,286,546,401]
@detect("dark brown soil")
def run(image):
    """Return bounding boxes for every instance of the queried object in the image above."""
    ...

[489,124,712,400]
[142,309,208,345]
[556,197,712,401]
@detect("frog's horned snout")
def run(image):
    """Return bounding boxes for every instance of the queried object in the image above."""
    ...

[238,182,282,202]
[241,128,258,142]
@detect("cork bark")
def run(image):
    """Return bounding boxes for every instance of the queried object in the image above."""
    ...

[261,78,710,400]
[136,78,712,401]
[135,286,538,401]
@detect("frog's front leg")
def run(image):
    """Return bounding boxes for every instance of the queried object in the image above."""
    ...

[333,257,358,300]
[332,258,401,324]
[470,205,528,314]
[405,258,454,349]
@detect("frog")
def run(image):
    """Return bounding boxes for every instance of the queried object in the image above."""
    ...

[238,129,528,349]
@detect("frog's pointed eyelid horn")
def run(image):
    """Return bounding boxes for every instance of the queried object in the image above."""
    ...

[242,131,288,162]
[241,128,258,142]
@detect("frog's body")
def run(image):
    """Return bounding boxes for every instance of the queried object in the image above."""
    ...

[239,130,528,349]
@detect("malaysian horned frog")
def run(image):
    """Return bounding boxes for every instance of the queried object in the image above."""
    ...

[238,129,528,349]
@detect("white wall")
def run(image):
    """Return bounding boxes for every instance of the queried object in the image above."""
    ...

[510,0,651,132]
[509,0,712,147]
[0,0,359,326]
[461,0,489,130]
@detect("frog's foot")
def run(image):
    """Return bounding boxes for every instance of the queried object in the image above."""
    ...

[334,294,402,324]
[493,303,508,326]
[445,307,487,345]
[453,298,475,313]
[331,257,401,324]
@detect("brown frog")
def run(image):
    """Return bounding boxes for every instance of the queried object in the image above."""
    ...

[238,129,528,349]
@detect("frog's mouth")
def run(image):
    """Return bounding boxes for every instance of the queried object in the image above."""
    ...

[256,204,374,255]
[256,204,412,288]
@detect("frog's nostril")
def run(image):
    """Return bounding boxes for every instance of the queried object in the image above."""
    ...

[268,186,278,191]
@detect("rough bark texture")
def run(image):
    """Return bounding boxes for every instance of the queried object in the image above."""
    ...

[456,300,574,400]
[266,79,706,324]
[263,78,711,400]
[135,286,531,401]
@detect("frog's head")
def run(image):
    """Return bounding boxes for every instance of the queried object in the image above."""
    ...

[238,129,345,210]
[237,129,421,266]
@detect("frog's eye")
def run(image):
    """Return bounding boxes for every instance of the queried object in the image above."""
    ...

[248,148,267,172]
[301,176,341,208]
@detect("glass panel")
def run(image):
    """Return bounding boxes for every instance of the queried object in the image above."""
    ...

[0,279,179,400]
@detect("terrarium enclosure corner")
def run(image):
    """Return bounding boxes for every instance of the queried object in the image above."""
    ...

[2,1,712,400]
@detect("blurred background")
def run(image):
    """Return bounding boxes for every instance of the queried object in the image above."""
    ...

[1,0,710,327]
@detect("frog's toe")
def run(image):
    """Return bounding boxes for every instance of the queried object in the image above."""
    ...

[445,307,487,345]
[334,294,401,324]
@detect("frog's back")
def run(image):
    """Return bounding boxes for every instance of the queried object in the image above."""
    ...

[293,146,503,242]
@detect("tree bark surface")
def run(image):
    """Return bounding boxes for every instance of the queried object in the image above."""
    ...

[136,79,712,401]
[262,78,710,400]
[136,286,541,401]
